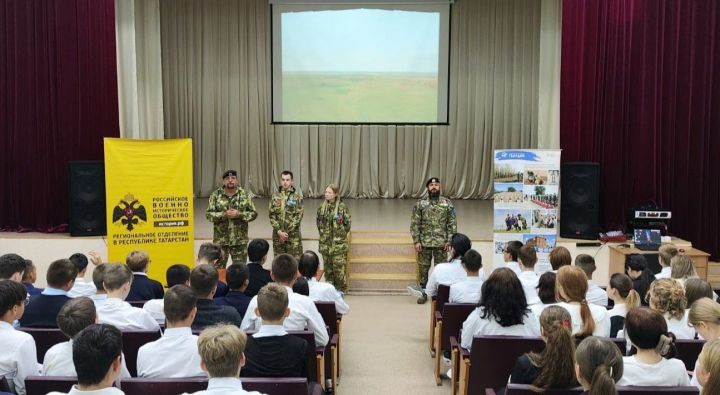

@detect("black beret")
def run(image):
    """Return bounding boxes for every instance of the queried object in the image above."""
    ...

[222,170,237,179]
[426,177,440,187]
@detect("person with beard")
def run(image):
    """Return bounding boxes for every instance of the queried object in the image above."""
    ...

[268,170,304,261]
[408,177,457,304]
[206,170,258,271]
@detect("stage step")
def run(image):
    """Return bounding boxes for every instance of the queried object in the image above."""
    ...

[348,232,417,294]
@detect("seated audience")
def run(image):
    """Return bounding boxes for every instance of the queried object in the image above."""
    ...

[298,251,350,314]
[688,297,720,389]
[696,338,720,394]
[292,277,310,296]
[671,254,699,288]
[685,278,716,307]
[215,263,253,318]
[241,283,307,378]
[449,249,484,304]
[182,324,265,395]
[517,245,541,305]
[43,297,131,379]
[656,244,678,279]
[0,280,38,395]
[47,324,126,395]
[555,266,610,337]
[67,252,101,298]
[460,268,540,350]
[143,264,191,324]
[647,278,694,339]
[190,264,242,330]
[509,305,578,389]
[22,259,43,296]
[502,240,523,275]
[424,233,473,297]
[137,285,204,378]
[549,246,571,272]
[0,253,26,282]
[242,254,329,347]
[20,258,77,327]
[126,250,164,301]
[95,263,160,331]
[529,272,557,318]
[574,336,623,395]
[197,243,228,298]
[606,273,640,337]
[617,307,689,386]
[90,263,109,308]
[625,254,655,305]
[244,239,272,298]
[575,254,608,306]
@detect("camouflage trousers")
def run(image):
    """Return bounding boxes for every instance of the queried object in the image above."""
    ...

[219,244,248,269]
[273,235,303,262]
[322,252,348,292]
[417,246,446,288]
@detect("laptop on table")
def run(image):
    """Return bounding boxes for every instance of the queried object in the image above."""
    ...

[634,228,662,251]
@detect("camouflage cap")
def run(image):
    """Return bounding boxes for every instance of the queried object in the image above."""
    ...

[426,177,440,187]
[222,170,238,179]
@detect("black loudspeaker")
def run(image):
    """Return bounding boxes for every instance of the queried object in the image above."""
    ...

[68,161,106,236]
[560,162,601,240]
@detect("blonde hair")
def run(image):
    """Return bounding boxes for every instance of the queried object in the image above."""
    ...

[648,278,687,320]
[257,283,288,321]
[197,325,247,377]
[671,254,697,280]
[658,244,678,267]
[689,297,720,326]
[575,337,623,395]
[325,183,339,195]
[102,263,133,291]
[700,339,720,394]
[556,266,594,337]
[126,250,150,272]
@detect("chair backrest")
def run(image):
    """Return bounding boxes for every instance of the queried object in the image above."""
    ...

[439,303,475,350]
[467,335,545,392]
[120,377,208,395]
[127,300,146,308]
[18,327,67,363]
[436,284,451,313]
[505,384,583,394]
[243,377,310,395]
[314,301,339,338]
[122,330,162,377]
[675,339,705,371]
[617,386,699,394]
[24,376,76,395]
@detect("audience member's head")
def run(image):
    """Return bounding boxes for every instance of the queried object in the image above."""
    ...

[68,253,90,276]
[92,263,108,293]
[293,277,310,296]
[57,297,96,339]
[658,244,679,268]
[625,307,677,358]
[504,240,523,263]
[647,278,687,320]
[449,233,472,260]
[102,263,133,295]
[0,253,27,282]
[197,324,247,378]
[688,297,720,341]
[478,268,528,327]
[21,259,37,284]
[198,243,223,265]
[271,254,298,285]
[556,266,594,337]
[248,239,270,263]
[73,324,123,388]
[518,245,537,270]
[47,259,78,290]
[256,283,290,323]
[574,254,596,280]
[625,254,647,279]
[0,280,27,322]
[166,264,191,287]
[697,338,720,392]
[549,246,572,271]
[527,305,576,389]
[190,264,219,298]
[607,273,640,309]
[685,278,715,308]
[671,254,698,281]
[537,271,557,304]
[164,285,197,326]
[126,250,151,273]
[574,336,623,395]
[226,263,249,291]
[461,249,482,275]
[298,251,320,279]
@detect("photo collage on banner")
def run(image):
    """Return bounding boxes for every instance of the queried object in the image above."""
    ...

[493,150,561,274]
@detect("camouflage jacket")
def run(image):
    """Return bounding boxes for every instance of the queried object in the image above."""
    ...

[268,187,304,235]
[316,199,352,255]
[410,196,457,248]
[205,187,257,245]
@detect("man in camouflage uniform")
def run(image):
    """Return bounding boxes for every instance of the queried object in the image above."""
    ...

[269,170,304,260]
[205,170,258,269]
[408,177,457,304]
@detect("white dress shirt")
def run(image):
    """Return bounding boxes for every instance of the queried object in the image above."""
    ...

[42,340,131,380]
[617,355,690,386]
[142,299,165,324]
[607,303,627,318]
[307,278,350,314]
[556,302,611,337]
[665,310,695,340]
[96,298,160,331]
[586,281,609,306]
[136,327,205,378]
[48,387,125,395]
[425,259,468,297]
[505,261,521,275]
[449,276,483,304]
[182,377,265,395]
[91,293,108,309]
[67,278,97,298]
[0,321,39,395]
[241,286,329,347]
[253,324,288,339]
[655,266,672,279]
[460,307,541,350]
[517,270,541,305]
[529,303,557,319]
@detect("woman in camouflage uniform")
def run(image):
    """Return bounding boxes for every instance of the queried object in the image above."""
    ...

[316,184,352,292]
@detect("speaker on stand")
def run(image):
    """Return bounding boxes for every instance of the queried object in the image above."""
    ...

[68,161,106,236]
[560,162,601,240]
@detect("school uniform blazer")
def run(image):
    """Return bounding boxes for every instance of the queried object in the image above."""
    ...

[127,273,164,301]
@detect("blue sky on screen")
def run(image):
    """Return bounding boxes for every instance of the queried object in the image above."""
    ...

[282,8,440,74]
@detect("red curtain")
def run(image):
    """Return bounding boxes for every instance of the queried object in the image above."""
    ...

[0,0,119,231]
[561,0,720,259]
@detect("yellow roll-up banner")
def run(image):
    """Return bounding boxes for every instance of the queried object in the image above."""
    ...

[104,138,194,283]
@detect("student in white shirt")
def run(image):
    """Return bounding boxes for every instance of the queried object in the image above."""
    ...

[298,251,349,314]
[655,244,678,279]
[502,240,523,275]
[95,263,160,331]
[48,324,126,395]
[43,297,131,379]
[517,245,541,305]
[617,307,690,386]
[242,254,329,347]
[574,337,623,394]
[137,285,204,378]
[449,249,484,304]
[424,233,473,297]
[548,246,571,273]
[671,254,699,289]
[647,278,695,339]
[685,278,716,308]
[575,254,608,306]
[67,251,102,298]
[688,297,720,390]
[555,266,610,337]
[695,337,720,392]
[182,325,265,395]
[606,273,641,337]
[529,272,558,318]
[0,280,39,395]
[143,264,192,325]
[460,268,540,350]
